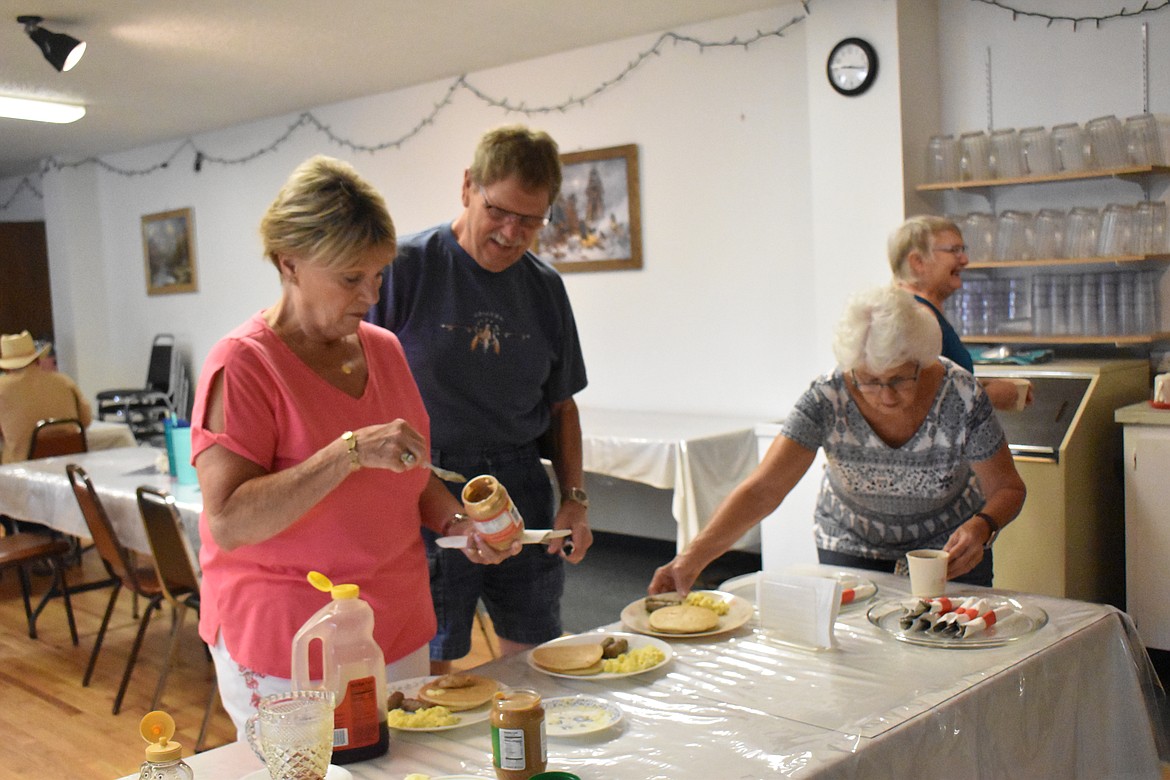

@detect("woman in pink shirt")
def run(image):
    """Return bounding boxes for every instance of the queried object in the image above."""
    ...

[191,155,517,734]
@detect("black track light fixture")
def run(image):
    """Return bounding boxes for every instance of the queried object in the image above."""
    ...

[17,15,86,72]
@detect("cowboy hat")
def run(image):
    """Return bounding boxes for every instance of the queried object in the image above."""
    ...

[0,331,51,370]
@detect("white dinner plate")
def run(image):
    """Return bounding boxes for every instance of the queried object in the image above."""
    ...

[720,570,878,610]
[620,591,753,638]
[386,675,493,731]
[866,594,1049,649]
[435,528,571,548]
[544,695,623,736]
[527,631,673,679]
[241,766,351,780]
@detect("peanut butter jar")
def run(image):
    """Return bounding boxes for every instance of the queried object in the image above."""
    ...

[461,475,525,550]
[491,689,546,780]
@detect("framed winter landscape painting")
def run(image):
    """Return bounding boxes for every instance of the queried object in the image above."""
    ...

[537,144,642,273]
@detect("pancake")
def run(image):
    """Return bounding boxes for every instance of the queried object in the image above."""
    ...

[415,674,498,711]
[531,642,604,673]
[648,604,720,634]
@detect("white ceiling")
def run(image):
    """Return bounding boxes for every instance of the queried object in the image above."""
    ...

[0,0,781,179]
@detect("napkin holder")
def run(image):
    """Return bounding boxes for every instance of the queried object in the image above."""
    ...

[1153,374,1170,409]
[755,573,841,651]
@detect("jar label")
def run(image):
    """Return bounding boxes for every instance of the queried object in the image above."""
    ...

[494,726,527,769]
[474,504,523,545]
[334,675,380,749]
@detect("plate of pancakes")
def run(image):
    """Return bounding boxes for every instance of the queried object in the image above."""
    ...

[620,590,753,638]
[527,631,672,679]
[386,674,497,731]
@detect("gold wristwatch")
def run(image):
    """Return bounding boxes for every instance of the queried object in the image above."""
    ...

[562,486,589,508]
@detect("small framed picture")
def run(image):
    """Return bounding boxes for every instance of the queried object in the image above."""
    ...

[142,207,198,295]
[538,144,642,273]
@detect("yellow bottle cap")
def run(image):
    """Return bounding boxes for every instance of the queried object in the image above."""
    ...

[308,570,359,599]
[140,710,182,762]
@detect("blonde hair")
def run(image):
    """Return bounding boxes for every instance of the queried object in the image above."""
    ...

[259,155,395,270]
[888,215,961,282]
[469,125,562,205]
[832,286,941,374]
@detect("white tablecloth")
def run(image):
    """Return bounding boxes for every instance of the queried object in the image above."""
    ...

[86,420,138,450]
[146,568,1167,780]
[0,446,201,555]
[579,407,760,549]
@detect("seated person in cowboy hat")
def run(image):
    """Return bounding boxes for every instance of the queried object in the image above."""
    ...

[0,330,93,464]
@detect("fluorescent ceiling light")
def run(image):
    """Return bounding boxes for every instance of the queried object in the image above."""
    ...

[0,95,86,123]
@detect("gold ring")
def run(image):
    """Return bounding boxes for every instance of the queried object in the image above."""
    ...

[400,451,417,466]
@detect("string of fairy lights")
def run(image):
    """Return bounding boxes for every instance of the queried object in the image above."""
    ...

[2,0,1169,212]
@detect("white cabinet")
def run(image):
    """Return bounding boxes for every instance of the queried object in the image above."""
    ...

[1117,402,1170,650]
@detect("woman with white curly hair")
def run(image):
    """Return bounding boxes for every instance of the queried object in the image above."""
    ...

[649,285,1025,594]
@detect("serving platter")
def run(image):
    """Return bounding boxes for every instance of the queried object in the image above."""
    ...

[386,675,492,731]
[544,694,623,736]
[620,590,753,638]
[866,595,1048,649]
[720,570,878,610]
[527,631,672,679]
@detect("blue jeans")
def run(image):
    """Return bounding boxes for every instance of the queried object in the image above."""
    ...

[425,443,565,661]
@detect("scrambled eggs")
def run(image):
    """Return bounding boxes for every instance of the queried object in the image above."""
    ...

[386,705,459,728]
[685,591,730,615]
[601,644,666,673]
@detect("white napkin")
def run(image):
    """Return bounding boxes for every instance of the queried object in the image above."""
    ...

[755,573,842,650]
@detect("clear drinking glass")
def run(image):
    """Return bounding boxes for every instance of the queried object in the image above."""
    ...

[1099,272,1120,334]
[1086,115,1128,169]
[994,210,1034,261]
[1066,274,1084,334]
[1081,272,1101,335]
[990,128,1026,179]
[1050,275,1070,334]
[962,212,997,263]
[1020,126,1058,175]
[1125,114,1162,166]
[1052,123,1089,172]
[1117,270,1137,334]
[245,691,335,780]
[925,135,960,183]
[1063,207,1101,258]
[1097,203,1135,256]
[1032,209,1066,259]
[1133,201,1168,255]
[1032,273,1052,335]
[959,131,992,181]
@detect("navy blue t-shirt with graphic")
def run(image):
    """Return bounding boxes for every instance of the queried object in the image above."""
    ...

[367,224,588,452]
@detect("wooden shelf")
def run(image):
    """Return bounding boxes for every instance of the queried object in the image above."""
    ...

[962,332,1170,346]
[917,164,1170,192]
[967,253,1170,270]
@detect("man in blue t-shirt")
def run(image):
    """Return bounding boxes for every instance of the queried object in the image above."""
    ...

[367,125,592,672]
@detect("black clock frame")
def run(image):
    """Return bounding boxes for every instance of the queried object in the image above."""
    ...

[827,37,878,97]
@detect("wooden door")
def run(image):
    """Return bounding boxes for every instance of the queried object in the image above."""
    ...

[0,221,53,343]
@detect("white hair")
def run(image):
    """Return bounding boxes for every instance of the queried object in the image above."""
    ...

[832,286,941,374]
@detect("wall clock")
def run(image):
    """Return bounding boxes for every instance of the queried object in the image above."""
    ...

[827,37,878,97]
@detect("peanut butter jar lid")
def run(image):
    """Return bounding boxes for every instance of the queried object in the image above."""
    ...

[530,773,582,779]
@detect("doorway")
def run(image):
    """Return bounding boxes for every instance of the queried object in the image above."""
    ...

[0,221,54,344]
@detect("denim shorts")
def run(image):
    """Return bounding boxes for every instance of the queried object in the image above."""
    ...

[426,443,565,661]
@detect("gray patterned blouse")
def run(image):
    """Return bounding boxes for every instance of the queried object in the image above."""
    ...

[781,358,1005,561]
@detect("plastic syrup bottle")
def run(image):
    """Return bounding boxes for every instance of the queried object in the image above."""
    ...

[291,571,389,764]
[138,711,194,779]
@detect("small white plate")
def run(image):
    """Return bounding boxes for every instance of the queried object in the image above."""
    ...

[436,529,571,548]
[544,695,623,736]
[720,570,878,609]
[620,591,753,637]
[241,766,351,780]
[527,631,672,679]
[386,675,492,731]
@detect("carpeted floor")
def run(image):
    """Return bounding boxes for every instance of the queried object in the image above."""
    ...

[560,530,761,633]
